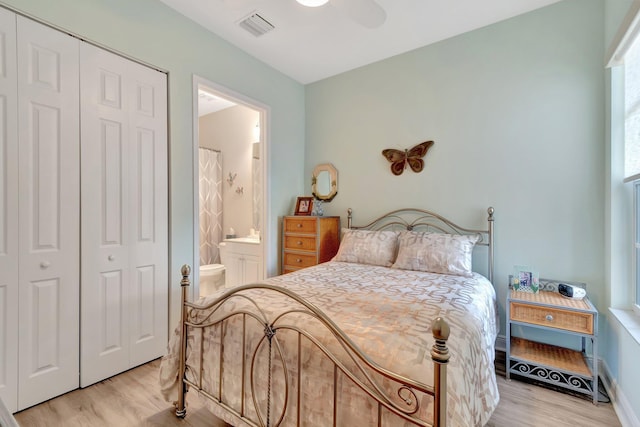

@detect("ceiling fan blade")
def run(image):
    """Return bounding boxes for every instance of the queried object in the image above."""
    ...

[331,0,386,29]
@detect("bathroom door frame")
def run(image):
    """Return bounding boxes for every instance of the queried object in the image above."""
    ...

[191,75,270,299]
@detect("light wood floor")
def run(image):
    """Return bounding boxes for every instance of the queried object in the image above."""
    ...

[14,359,621,427]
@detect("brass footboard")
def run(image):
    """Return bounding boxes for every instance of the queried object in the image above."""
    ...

[174,265,450,427]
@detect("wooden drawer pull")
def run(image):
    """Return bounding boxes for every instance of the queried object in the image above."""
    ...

[297,241,303,245]
[296,258,302,263]
[545,314,553,321]
[297,223,302,228]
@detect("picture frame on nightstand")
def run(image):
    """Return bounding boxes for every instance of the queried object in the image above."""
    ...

[511,265,540,293]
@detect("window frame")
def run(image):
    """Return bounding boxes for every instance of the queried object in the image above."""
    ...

[634,181,640,315]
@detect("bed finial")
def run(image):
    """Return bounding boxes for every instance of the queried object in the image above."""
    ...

[487,206,494,220]
[181,264,191,287]
[431,317,450,348]
[347,208,353,229]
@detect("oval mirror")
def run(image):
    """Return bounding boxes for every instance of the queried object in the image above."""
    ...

[312,163,338,202]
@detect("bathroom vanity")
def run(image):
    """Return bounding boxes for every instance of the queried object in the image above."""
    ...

[220,237,263,288]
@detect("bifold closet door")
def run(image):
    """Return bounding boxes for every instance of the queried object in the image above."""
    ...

[0,8,18,413]
[17,16,80,409]
[80,42,168,387]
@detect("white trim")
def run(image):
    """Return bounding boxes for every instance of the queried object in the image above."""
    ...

[607,0,640,67]
[191,75,271,299]
[635,181,640,309]
[623,172,640,183]
[600,357,640,427]
[610,307,640,345]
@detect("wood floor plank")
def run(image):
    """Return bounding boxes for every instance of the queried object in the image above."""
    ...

[14,359,621,426]
[488,375,620,427]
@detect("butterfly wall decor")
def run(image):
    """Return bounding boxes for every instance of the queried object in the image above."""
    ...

[382,141,434,176]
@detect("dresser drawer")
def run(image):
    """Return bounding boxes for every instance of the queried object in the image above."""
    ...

[284,235,317,251]
[284,217,317,233]
[510,301,594,335]
[283,251,317,269]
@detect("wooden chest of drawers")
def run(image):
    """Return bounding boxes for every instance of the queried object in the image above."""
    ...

[282,216,340,274]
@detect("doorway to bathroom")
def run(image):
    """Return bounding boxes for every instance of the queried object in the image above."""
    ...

[192,76,268,298]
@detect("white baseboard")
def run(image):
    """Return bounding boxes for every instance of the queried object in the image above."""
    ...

[598,359,640,427]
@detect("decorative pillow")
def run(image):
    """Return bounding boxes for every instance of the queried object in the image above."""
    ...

[392,231,479,277]
[332,229,400,267]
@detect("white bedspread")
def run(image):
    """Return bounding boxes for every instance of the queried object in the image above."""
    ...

[160,261,499,426]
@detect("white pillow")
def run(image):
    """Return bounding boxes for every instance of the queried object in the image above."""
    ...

[392,231,479,277]
[332,229,400,267]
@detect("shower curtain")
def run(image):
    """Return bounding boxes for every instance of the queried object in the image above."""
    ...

[199,148,222,266]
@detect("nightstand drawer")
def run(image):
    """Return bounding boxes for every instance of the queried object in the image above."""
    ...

[284,218,317,233]
[284,235,317,251]
[510,301,594,335]
[283,251,317,268]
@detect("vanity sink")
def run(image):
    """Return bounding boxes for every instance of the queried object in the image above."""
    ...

[224,237,260,244]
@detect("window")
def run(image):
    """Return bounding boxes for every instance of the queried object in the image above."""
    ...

[610,3,640,313]
[625,37,640,181]
[626,35,640,313]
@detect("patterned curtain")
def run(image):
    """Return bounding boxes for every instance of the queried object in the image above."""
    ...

[199,148,222,265]
[252,155,261,233]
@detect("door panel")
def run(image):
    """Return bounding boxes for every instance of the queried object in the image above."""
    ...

[17,16,79,410]
[0,8,17,413]
[81,42,167,385]
[80,43,130,386]
[99,271,124,356]
[128,63,167,366]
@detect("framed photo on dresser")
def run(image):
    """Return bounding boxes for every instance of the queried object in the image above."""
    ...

[294,196,313,216]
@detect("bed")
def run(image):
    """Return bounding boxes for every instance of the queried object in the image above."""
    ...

[159,207,499,427]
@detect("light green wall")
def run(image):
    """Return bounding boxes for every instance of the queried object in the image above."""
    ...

[306,0,606,338]
[0,0,306,326]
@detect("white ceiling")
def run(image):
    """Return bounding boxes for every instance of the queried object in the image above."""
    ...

[160,0,562,84]
[198,89,237,116]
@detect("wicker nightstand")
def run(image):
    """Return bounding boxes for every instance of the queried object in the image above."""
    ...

[506,287,599,404]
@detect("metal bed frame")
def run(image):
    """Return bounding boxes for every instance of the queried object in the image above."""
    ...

[174,207,495,427]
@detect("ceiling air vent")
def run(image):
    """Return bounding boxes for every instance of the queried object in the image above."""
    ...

[238,12,275,37]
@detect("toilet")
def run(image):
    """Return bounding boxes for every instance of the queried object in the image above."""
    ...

[199,263,225,297]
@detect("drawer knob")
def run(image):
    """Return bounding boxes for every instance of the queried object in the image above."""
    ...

[296,223,302,228]
[296,258,302,263]
[545,314,553,322]
[297,241,303,245]
[40,261,50,269]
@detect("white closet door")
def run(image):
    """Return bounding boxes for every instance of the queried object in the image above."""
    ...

[126,58,168,368]
[16,16,80,410]
[0,8,18,414]
[80,42,167,387]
